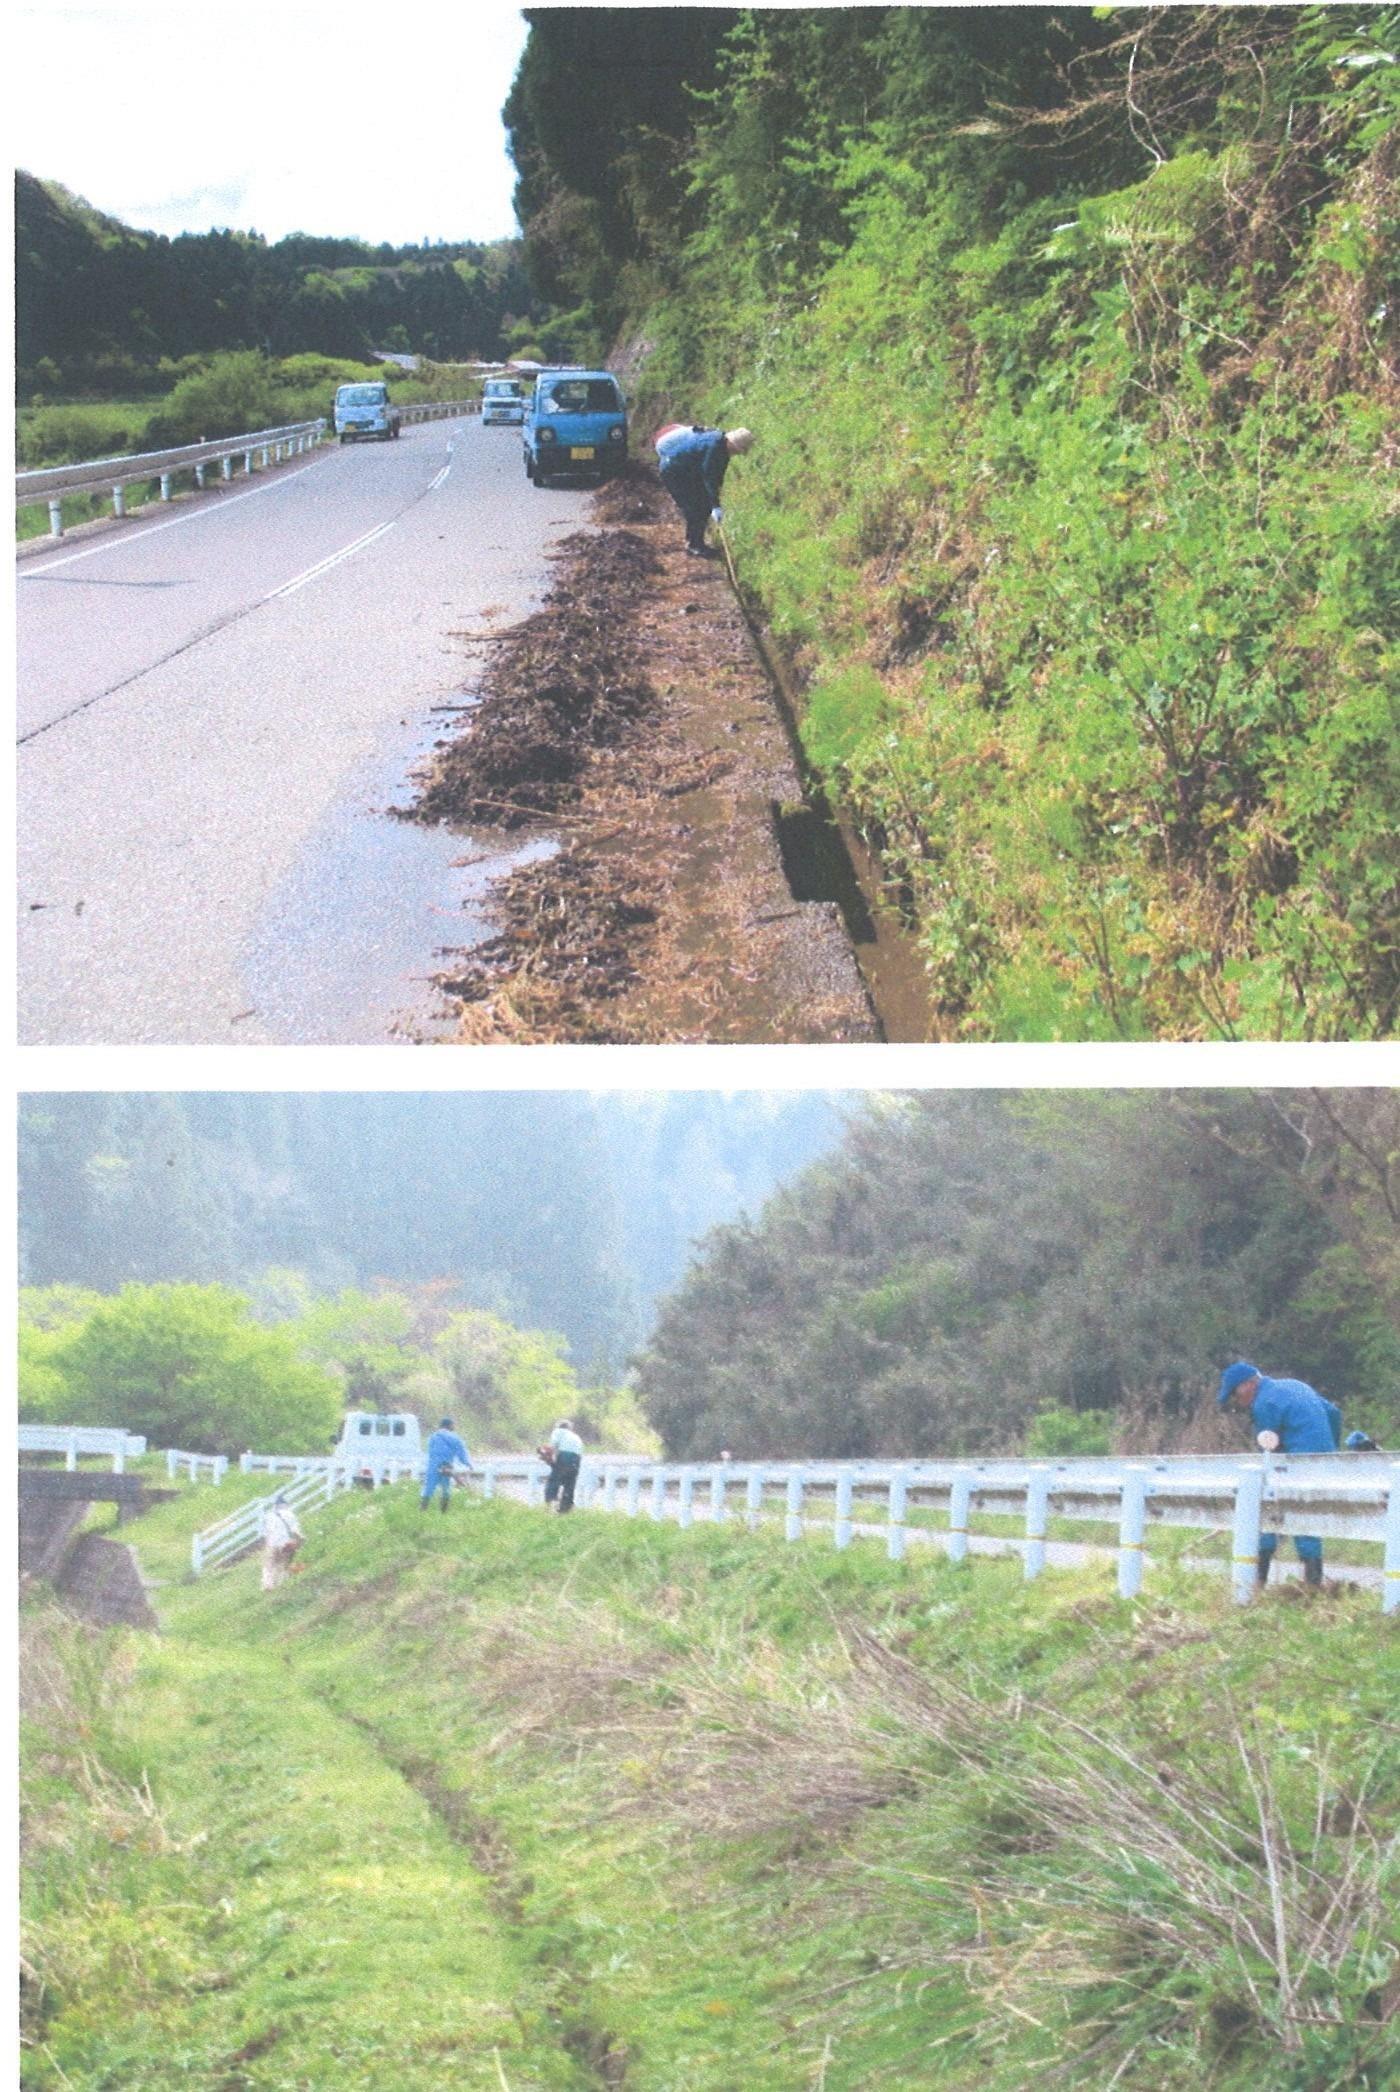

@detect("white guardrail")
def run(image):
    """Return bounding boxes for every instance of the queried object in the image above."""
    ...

[18,1424,148,1471]
[17,399,478,538]
[185,1450,1400,1610]
[190,1464,354,1575]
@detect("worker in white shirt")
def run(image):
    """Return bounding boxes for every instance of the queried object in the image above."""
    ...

[261,1493,304,1590]
[545,1420,584,1513]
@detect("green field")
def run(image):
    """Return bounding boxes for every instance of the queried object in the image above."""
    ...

[21,1481,1400,2090]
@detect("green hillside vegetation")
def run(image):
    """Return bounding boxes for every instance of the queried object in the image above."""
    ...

[15,170,546,393]
[21,1484,1400,2089]
[18,1281,654,1458]
[18,1094,843,1375]
[635,1091,1400,1461]
[507,6,1399,1039]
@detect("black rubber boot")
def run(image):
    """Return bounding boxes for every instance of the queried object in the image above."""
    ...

[1257,1550,1273,1585]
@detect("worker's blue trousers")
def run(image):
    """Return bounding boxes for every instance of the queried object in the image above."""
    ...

[1259,1532,1322,1565]
[421,1470,454,1509]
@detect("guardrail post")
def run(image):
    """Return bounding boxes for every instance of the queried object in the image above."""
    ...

[785,1473,804,1543]
[259,446,269,468]
[710,1469,727,1524]
[166,1449,177,1479]
[1231,1468,1264,1604]
[48,499,64,539]
[650,1469,667,1521]
[746,1468,765,1529]
[678,1472,695,1528]
[887,1472,908,1561]
[222,456,233,482]
[159,473,172,502]
[194,463,206,489]
[947,1475,971,1563]
[481,1462,496,1500]
[1383,1466,1400,1616]
[1024,1474,1050,1581]
[578,1466,598,1511]
[113,1444,126,1474]
[244,451,253,475]
[1118,1468,1149,1598]
[603,1466,618,1513]
[112,484,125,518]
[626,1467,643,1517]
[64,1432,77,1472]
[834,1472,854,1550]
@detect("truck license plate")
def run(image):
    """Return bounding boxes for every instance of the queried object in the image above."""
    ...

[570,446,595,460]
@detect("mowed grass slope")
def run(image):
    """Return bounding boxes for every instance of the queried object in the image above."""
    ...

[21,1481,1400,2090]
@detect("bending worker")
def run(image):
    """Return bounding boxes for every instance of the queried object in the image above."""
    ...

[420,1416,473,1513]
[1217,1361,1342,1586]
[654,423,754,556]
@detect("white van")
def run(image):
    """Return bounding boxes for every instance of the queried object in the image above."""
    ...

[335,1412,422,1479]
[481,376,527,426]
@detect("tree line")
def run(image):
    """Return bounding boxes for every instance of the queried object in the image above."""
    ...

[15,170,548,393]
[17,1092,844,1378]
[18,1276,648,1458]
[634,1092,1400,1459]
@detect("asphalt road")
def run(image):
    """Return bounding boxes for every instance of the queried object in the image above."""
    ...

[17,417,592,1043]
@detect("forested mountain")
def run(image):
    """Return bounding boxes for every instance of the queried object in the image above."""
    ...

[17,1093,844,1371]
[15,170,545,387]
[635,1091,1400,1457]
[507,6,1398,1040]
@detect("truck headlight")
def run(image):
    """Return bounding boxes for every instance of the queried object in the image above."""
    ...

[539,428,557,444]
[607,425,624,442]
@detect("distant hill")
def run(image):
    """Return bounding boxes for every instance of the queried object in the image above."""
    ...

[16,169,546,388]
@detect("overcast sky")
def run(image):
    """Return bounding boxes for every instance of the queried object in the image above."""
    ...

[13,1,531,245]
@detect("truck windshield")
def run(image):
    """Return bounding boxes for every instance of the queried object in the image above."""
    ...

[542,379,620,412]
[338,386,385,405]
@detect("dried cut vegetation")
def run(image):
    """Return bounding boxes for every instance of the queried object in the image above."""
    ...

[410,468,876,1043]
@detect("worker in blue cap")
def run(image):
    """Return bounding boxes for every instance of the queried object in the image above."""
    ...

[1217,1362,1342,1585]
[420,1417,473,1513]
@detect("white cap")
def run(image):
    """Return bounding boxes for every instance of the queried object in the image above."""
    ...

[725,428,755,453]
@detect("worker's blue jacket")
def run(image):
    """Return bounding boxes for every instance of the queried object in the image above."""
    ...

[1248,1377,1342,1453]
[655,426,731,505]
[424,1428,470,1486]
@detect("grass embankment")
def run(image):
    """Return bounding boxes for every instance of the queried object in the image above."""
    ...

[21,1484,1400,2090]
[627,27,1397,1042]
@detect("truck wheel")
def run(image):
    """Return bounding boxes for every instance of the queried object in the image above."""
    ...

[524,452,535,482]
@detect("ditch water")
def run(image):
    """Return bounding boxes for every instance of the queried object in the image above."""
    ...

[743,619,941,1043]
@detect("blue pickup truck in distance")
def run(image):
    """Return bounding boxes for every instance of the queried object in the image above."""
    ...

[523,368,628,486]
[333,382,401,442]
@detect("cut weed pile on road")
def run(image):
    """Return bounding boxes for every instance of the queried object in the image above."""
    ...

[20,1484,1400,2090]
[407,469,875,1043]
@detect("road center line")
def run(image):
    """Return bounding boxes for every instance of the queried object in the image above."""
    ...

[264,519,397,600]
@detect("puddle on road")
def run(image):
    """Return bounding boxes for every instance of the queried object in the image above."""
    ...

[241,707,558,1043]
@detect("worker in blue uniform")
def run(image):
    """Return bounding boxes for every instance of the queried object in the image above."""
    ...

[1218,1362,1342,1585]
[420,1417,472,1513]
[654,424,754,555]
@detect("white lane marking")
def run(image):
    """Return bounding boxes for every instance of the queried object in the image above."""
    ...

[264,518,396,600]
[18,460,318,576]
[428,462,451,491]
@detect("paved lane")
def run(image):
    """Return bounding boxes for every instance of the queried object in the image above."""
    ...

[18,419,596,1043]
